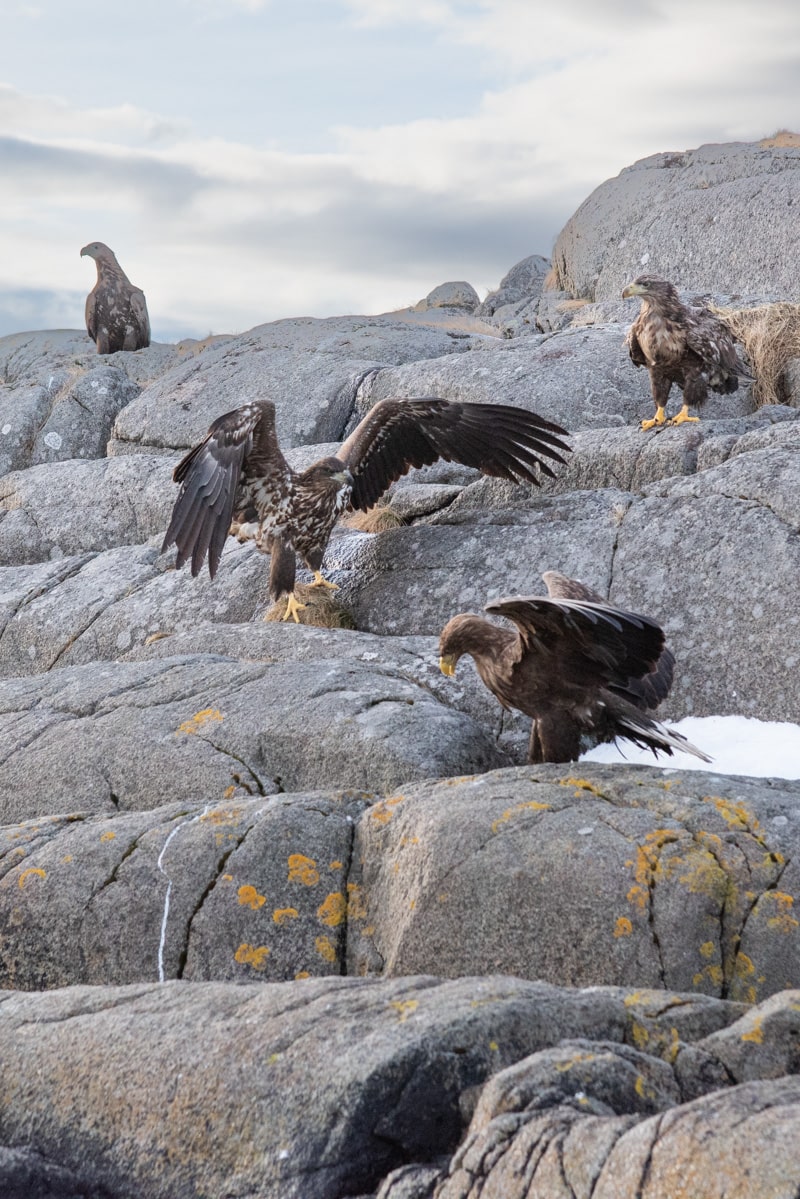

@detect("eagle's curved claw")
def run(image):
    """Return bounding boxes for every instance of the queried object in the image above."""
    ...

[310,570,339,592]
[668,406,700,426]
[640,406,667,431]
[281,592,306,623]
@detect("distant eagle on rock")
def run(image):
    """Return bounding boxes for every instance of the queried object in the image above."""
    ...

[622,274,750,429]
[438,570,710,764]
[80,241,151,354]
[162,398,571,622]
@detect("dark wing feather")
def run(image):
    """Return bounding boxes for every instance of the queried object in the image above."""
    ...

[85,289,97,342]
[543,571,673,710]
[485,594,665,688]
[684,308,750,386]
[626,320,647,367]
[162,402,267,578]
[337,398,570,511]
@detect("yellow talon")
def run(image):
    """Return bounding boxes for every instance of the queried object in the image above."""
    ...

[281,593,306,623]
[669,405,700,426]
[640,406,667,430]
[310,570,339,592]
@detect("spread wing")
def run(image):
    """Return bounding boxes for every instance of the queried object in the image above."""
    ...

[485,594,665,692]
[542,570,673,710]
[337,398,570,510]
[162,401,278,578]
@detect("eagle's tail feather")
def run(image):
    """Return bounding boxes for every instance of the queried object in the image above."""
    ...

[614,710,712,764]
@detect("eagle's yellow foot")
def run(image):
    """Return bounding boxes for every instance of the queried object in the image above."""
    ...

[310,570,339,592]
[281,592,306,623]
[669,406,700,426]
[640,406,667,430]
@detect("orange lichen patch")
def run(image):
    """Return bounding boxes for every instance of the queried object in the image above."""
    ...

[222,873,233,882]
[201,806,244,826]
[369,795,405,824]
[177,707,224,735]
[559,777,605,797]
[287,854,320,886]
[273,907,299,925]
[18,866,46,889]
[237,884,267,910]
[346,883,367,921]
[700,941,716,959]
[295,971,311,980]
[409,899,416,911]
[390,999,419,1022]
[315,935,337,963]
[677,853,728,898]
[763,892,799,933]
[223,785,237,799]
[741,1016,764,1044]
[614,916,633,938]
[99,830,115,842]
[625,830,683,911]
[317,891,347,927]
[329,860,343,870]
[491,800,551,834]
[399,834,421,848]
[234,943,270,970]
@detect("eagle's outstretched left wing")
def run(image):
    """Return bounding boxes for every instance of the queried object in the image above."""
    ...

[336,398,570,511]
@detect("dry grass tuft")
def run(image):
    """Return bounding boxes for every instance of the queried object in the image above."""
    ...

[543,266,559,292]
[555,298,590,314]
[264,583,355,628]
[759,129,800,149]
[713,302,800,406]
[340,505,406,533]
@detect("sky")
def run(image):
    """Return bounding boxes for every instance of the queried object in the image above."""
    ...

[2,1,799,341]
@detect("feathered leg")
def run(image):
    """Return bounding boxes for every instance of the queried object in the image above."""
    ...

[641,371,671,430]
[669,375,704,426]
[267,537,305,623]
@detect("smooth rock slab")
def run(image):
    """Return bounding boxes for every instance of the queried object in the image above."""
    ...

[0,976,746,1199]
[0,653,506,822]
[349,764,800,1003]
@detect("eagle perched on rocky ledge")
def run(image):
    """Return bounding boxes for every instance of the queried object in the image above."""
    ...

[80,241,151,354]
[622,275,750,429]
[438,570,710,764]
[162,397,571,622]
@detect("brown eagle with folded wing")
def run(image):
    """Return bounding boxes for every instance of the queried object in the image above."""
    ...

[80,241,151,354]
[622,274,750,429]
[162,398,571,622]
[438,570,710,764]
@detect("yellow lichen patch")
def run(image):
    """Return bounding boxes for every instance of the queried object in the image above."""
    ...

[99,830,115,842]
[614,916,633,938]
[763,892,799,934]
[692,964,725,988]
[699,941,716,959]
[491,800,551,834]
[677,854,727,898]
[369,795,405,825]
[315,935,337,963]
[329,860,343,870]
[221,873,233,882]
[62,854,73,864]
[18,866,46,889]
[346,883,367,921]
[237,884,267,910]
[177,707,224,735]
[317,891,347,927]
[273,907,299,925]
[223,785,237,800]
[731,952,758,1004]
[627,883,649,912]
[234,943,270,970]
[288,854,320,886]
[741,1016,764,1044]
[559,777,605,797]
[634,1074,654,1100]
[295,971,311,980]
[390,999,418,1022]
[489,1040,499,1052]
[201,806,244,826]
[630,1021,649,1050]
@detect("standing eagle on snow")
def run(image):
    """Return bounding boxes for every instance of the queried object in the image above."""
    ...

[162,398,570,622]
[80,241,151,354]
[438,570,710,765]
[622,275,749,429]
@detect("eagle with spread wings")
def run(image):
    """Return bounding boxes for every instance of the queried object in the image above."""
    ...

[438,570,709,764]
[622,275,750,429]
[162,398,571,621]
[80,241,151,355]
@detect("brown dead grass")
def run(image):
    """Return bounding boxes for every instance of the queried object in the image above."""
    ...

[555,299,590,314]
[713,301,800,406]
[543,266,559,292]
[759,129,800,149]
[340,505,405,533]
[264,582,355,628]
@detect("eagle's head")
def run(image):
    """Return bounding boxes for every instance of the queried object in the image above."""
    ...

[622,275,678,302]
[438,613,489,676]
[80,241,118,264]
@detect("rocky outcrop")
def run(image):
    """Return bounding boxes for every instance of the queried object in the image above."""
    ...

[551,140,800,302]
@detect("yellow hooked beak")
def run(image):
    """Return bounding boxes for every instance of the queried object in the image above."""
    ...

[622,281,646,299]
[439,655,457,677]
